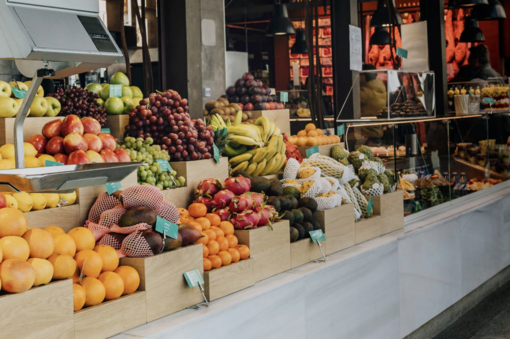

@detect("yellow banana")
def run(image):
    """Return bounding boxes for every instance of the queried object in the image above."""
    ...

[264,135,278,161]
[229,135,263,147]
[267,121,276,139]
[255,116,271,142]
[252,159,267,176]
[245,162,258,175]
[273,126,281,136]
[251,147,268,163]
[260,155,278,175]
[232,161,249,173]
[279,135,285,154]
[229,153,253,166]
[226,126,261,142]
[234,110,243,126]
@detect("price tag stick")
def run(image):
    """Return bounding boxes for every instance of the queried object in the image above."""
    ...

[79,258,87,284]
[314,240,327,263]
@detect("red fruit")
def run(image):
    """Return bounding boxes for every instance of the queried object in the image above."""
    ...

[54,153,68,165]
[26,134,47,154]
[67,150,91,165]
[100,149,119,163]
[97,133,116,151]
[231,210,260,230]
[193,196,214,213]
[61,114,84,136]
[81,117,101,135]
[45,136,65,155]
[213,208,231,221]
[251,192,266,208]
[255,206,273,227]
[222,176,251,195]
[195,178,221,198]
[229,193,254,213]
[266,205,279,223]
[42,119,62,139]
[63,132,88,154]
[114,148,131,162]
[82,133,103,153]
[211,190,235,209]
[244,103,254,111]
[0,192,6,209]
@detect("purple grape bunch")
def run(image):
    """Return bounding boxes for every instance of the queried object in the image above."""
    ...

[49,87,107,126]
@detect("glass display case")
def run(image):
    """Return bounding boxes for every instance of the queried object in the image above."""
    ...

[447,78,510,115]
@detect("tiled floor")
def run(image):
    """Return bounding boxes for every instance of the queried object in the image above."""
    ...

[433,281,510,339]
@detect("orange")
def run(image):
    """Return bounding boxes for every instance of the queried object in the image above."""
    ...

[189,221,202,232]
[306,137,318,146]
[226,234,238,248]
[202,244,209,258]
[308,130,318,137]
[236,245,250,259]
[203,258,212,271]
[75,250,103,278]
[211,226,224,238]
[216,237,229,252]
[219,221,234,236]
[80,277,106,307]
[180,215,194,224]
[27,258,53,287]
[0,245,2,262]
[316,136,323,146]
[228,248,240,263]
[195,217,211,231]
[207,240,219,256]
[218,251,232,266]
[48,253,76,280]
[305,123,316,132]
[316,129,324,136]
[68,227,96,251]
[23,229,54,259]
[94,245,119,272]
[208,255,222,269]
[297,137,307,147]
[205,213,221,227]
[114,266,140,294]
[0,236,30,261]
[188,203,207,218]
[178,208,189,218]
[98,271,124,300]
[204,229,216,242]
[44,226,65,238]
[73,284,86,311]
[53,234,77,257]
[297,130,307,137]
[0,207,28,237]
[195,232,209,245]
[70,262,80,284]
[0,259,35,293]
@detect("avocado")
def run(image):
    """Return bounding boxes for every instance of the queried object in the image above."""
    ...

[286,195,298,209]
[298,197,318,213]
[118,206,157,227]
[299,207,313,222]
[232,170,253,181]
[267,196,281,212]
[302,222,314,237]
[294,223,305,240]
[311,219,322,231]
[267,178,283,196]
[281,210,295,226]
[282,186,300,200]
[291,209,304,224]
[279,196,292,211]
[290,227,299,242]
[251,176,271,194]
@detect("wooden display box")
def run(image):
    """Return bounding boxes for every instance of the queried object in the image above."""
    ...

[249,109,291,136]
[204,259,254,301]
[0,280,74,339]
[355,215,383,244]
[25,204,81,232]
[297,143,344,158]
[0,117,64,145]
[105,114,129,140]
[234,220,291,282]
[161,186,192,208]
[74,292,147,339]
[120,244,204,322]
[313,204,355,255]
[373,190,404,235]
[290,238,324,269]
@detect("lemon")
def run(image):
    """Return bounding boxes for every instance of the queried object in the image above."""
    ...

[0,144,14,159]
[0,159,14,170]
[24,156,41,168]
[5,195,18,209]
[38,154,56,167]
[30,193,47,210]
[43,193,60,208]
[23,143,38,157]
[1,192,12,195]
[60,191,77,206]
[13,192,33,212]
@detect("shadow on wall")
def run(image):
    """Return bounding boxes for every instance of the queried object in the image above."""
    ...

[0,60,22,82]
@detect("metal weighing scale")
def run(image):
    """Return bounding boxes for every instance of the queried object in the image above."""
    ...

[0,0,140,192]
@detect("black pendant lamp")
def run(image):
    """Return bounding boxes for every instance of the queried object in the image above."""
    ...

[457,0,489,7]
[291,29,308,54]
[266,3,296,37]
[370,27,394,45]
[472,0,506,20]
[370,0,403,27]
[460,17,486,42]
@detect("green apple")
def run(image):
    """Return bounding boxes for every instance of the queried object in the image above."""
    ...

[24,81,44,96]
[85,83,103,95]
[13,98,29,115]
[122,86,133,98]
[0,81,12,98]
[121,96,135,114]
[132,97,143,106]
[104,97,124,115]
[45,97,61,117]
[130,86,143,98]
[110,72,130,87]
[29,96,48,117]
[0,97,19,118]
[96,98,104,109]
[9,81,28,95]
[100,84,110,101]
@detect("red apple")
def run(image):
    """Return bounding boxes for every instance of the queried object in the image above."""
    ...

[83,133,103,153]
[63,132,88,154]
[54,153,68,165]
[238,103,244,111]
[26,134,48,154]
[98,133,116,151]
[86,150,105,163]
[42,119,63,139]
[0,192,6,209]
[114,148,131,162]
[61,114,84,136]
[46,136,65,155]
[67,150,91,165]
[81,117,101,135]
[100,149,119,163]
[244,103,254,111]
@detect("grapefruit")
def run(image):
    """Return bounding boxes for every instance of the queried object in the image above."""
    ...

[67,227,95,251]
[27,258,53,286]
[114,266,140,295]
[98,271,124,300]
[74,250,103,278]
[23,229,54,259]
[0,208,28,237]
[93,245,119,272]
[53,234,76,257]
[73,283,86,311]
[0,236,30,260]
[81,277,106,306]
[48,253,76,280]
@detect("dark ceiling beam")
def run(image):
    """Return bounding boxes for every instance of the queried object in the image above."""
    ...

[225,0,329,17]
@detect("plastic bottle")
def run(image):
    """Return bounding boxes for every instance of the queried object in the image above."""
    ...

[443,172,450,184]
[451,172,459,196]
[459,172,468,196]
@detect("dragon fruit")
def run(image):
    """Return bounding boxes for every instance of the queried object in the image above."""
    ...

[231,210,261,230]
[255,206,271,226]
[194,196,214,212]
[214,208,232,221]
[251,192,266,208]
[211,190,235,209]
[222,176,251,195]
[266,205,279,222]
[229,193,254,213]
[195,178,220,198]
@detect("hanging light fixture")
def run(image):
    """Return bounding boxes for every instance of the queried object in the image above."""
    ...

[472,0,506,20]
[456,0,489,7]
[291,29,308,54]
[266,3,296,37]
[460,17,486,42]
[370,27,394,45]
[370,0,403,27]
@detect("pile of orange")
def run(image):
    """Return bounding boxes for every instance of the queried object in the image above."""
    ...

[0,207,140,312]
[288,123,341,147]
[181,203,250,271]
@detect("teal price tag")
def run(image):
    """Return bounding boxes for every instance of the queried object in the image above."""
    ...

[337,124,344,136]
[366,196,374,215]
[213,144,220,163]
[309,229,326,243]
[306,145,319,158]
[45,160,64,167]
[414,200,422,212]
[105,182,122,195]
[484,97,495,104]
[396,47,408,59]
[109,85,122,98]
[156,159,172,172]
[100,128,111,134]
[184,269,205,288]
[280,91,288,103]
[11,87,27,99]
[155,216,179,239]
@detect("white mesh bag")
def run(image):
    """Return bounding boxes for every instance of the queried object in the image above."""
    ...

[360,182,384,196]
[318,178,332,194]
[300,179,323,198]
[281,181,302,191]
[283,158,301,180]
[359,161,386,175]
[302,154,344,179]
[336,185,351,204]
[316,196,337,210]
[297,166,321,181]
[340,165,358,185]
[344,183,362,221]
[352,186,372,218]
[388,183,397,193]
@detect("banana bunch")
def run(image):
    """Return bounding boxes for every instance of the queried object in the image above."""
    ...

[228,134,286,175]
[209,113,231,131]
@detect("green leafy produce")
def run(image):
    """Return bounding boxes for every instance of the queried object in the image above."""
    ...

[357,145,373,160]
[331,145,348,161]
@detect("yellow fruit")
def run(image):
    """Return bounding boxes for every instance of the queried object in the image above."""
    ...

[24,156,40,168]
[306,137,318,146]
[74,250,103,278]
[68,227,95,251]
[23,143,38,157]
[30,193,47,210]
[305,123,316,132]
[0,207,28,237]
[316,135,323,146]
[316,129,324,136]
[60,191,77,206]
[297,130,307,137]
[53,234,76,257]
[44,226,65,238]
[43,193,60,208]
[73,283,86,311]
[299,168,316,179]
[27,258,53,287]
[48,253,76,280]
[0,259,35,293]
[0,159,14,170]
[5,195,18,209]
[283,179,300,185]
[80,277,105,307]
[23,229,54,259]
[296,137,307,147]
[299,180,315,196]
[38,154,56,167]
[0,144,14,159]
[0,236,30,261]
[13,192,33,212]
[307,130,318,137]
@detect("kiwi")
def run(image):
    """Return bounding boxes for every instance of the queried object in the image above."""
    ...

[205,101,220,111]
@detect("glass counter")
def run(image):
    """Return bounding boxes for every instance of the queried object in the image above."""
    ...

[447,78,509,115]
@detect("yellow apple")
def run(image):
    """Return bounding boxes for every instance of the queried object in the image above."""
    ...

[0,97,19,117]
[8,81,28,97]
[14,98,30,115]
[24,81,44,97]
[85,150,104,163]
[45,97,61,117]
[28,96,48,117]
[0,81,12,98]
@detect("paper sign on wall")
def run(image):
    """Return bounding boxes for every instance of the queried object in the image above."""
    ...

[349,25,362,72]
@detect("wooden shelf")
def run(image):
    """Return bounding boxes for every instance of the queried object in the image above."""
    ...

[290,238,324,269]
[24,204,81,232]
[204,259,255,301]
[105,115,129,141]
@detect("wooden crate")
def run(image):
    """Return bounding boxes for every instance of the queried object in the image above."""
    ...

[290,238,324,269]
[0,117,64,145]
[249,109,291,135]
[161,186,192,208]
[204,259,254,301]
[24,205,81,232]
[355,215,383,244]
[74,292,147,339]
[0,280,74,339]
[297,143,344,158]
[120,244,204,322]
[104,114,129,141]
[234,220,291,282]
[374,190,404,235]
[313,204,355,255]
